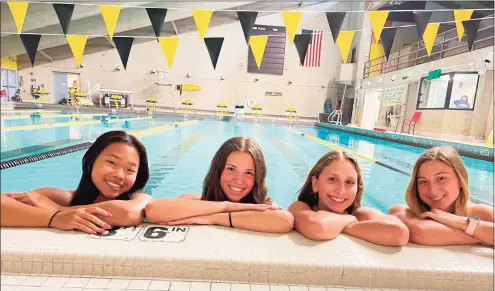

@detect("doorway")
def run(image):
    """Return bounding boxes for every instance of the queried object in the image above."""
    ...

[360,89,382,130]
[52,72,80,104]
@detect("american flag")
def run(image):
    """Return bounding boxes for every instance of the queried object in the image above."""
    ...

[300,29,323,67]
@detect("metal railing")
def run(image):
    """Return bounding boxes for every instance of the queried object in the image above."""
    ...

[364,18,494,78]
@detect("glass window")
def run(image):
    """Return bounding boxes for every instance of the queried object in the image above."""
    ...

[448,74,478,109]
[417,74,450,109]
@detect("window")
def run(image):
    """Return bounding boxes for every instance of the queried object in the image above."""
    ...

[417,72,479,110]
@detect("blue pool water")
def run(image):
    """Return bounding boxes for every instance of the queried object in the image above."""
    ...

[1,114,493,211]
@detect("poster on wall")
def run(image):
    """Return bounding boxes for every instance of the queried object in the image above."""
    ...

[382,85,407,106]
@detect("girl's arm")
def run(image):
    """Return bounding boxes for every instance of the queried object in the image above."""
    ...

[288,201,356,241]
[7,188,151,227]
[145,197,278,223]
[388,205,483,246]
[342,207,409,246]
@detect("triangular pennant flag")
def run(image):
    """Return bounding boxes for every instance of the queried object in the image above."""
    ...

[454,9,474,42]
[113,37,134,69]
[237,11,258,44]
[336,31,355,64]
[294,34,311,65]
[326,12,346,42]
[368,11,390,42]
[462,18,481,51]
[204,37,224,69]
[413,11,432,37]
[53,4,74,35]
[20,34,41,67]
[192,10,213,40]
[66,35,88,66]
[7,2,29,33]
[422,23,440,56]
[281,11,303,44]
[381,27,397,60]
[146,8,168,37]
[99,5,121,39]
[158,37,179,69]
[249,35,268,69]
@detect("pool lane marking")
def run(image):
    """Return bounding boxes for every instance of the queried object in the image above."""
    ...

[2,116,153,132]
[282,126,411,176]
[132,120,199,138]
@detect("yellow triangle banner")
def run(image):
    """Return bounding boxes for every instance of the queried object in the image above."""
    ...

[453,9,474,42]
[423,23,440,56]
[336,31,355,64]
[192,10,213,40]
[158,37,179,69]
[281,11,303,44]
[66,35,88,67]
[368,11,389,42]
[7,2,29,33]
[99,5,121,39]
[249,35,268,69]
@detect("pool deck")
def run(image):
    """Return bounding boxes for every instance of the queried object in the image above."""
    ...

[1,225,493,291]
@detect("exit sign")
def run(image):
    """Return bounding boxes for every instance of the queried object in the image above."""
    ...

[427,69,441,80]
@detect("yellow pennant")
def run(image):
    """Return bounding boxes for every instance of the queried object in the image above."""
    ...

[158,37,179,69]
[7,2,29,33]
[453,9,474,42]
[368,11,389,42]
[281,11,303,44]
[249,35,268,69]
[66,35,88,67]
[192,10,213,40]
[99,5,121,39]
[423,23,440,56]
[336,31,355,64]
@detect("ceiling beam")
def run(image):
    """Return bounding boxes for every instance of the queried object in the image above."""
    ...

[171,20,179,35]
[39,50,54,62]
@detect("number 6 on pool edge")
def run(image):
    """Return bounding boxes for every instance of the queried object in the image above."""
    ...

[143,227,168,239]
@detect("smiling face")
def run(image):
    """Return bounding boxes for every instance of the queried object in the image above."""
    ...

[417,160,461,213]
[90,142,140,199]
[219,151,256,202]
[313,159,359,214]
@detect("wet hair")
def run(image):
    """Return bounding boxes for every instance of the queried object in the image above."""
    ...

[70,130,149,206]
[297,150,364,214]
[201,136,270,204]
[406,146,469,216]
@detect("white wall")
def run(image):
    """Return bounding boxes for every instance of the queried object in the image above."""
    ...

[18,2,359,118]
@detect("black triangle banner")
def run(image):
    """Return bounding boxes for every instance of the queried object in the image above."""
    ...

[326,12,346,43]
[20,34,42,67]
[113,37,134,69]
[381,27,397,60]
[204,37,224,70]
[413,11,432,37]
[294,34,311,65]
[462,18,481,51]
[237,11,258,44]
[53,4,75,35]
[146,8,168,37]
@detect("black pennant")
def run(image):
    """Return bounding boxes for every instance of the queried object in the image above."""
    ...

[53,4,75,35]
[146,8,168,37]
[462,18,481,51]
[381,27,397,60]
[20,34,42,67]
[326,12,346,42]
[413,11,432,38]
[204,37,224,70]
[113,37,134,69]
[237,11,258,44]
[294,34,311,65]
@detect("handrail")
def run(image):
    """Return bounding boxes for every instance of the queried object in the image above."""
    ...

[364,19,494,78]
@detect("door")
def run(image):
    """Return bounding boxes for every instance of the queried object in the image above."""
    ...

[53,72,68,104]
[1,69,18,101]
[360,89,382,129]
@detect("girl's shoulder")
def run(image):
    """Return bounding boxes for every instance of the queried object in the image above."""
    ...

[469,204,494,222]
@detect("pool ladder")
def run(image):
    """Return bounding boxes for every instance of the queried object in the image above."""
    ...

[328,109,342,125]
